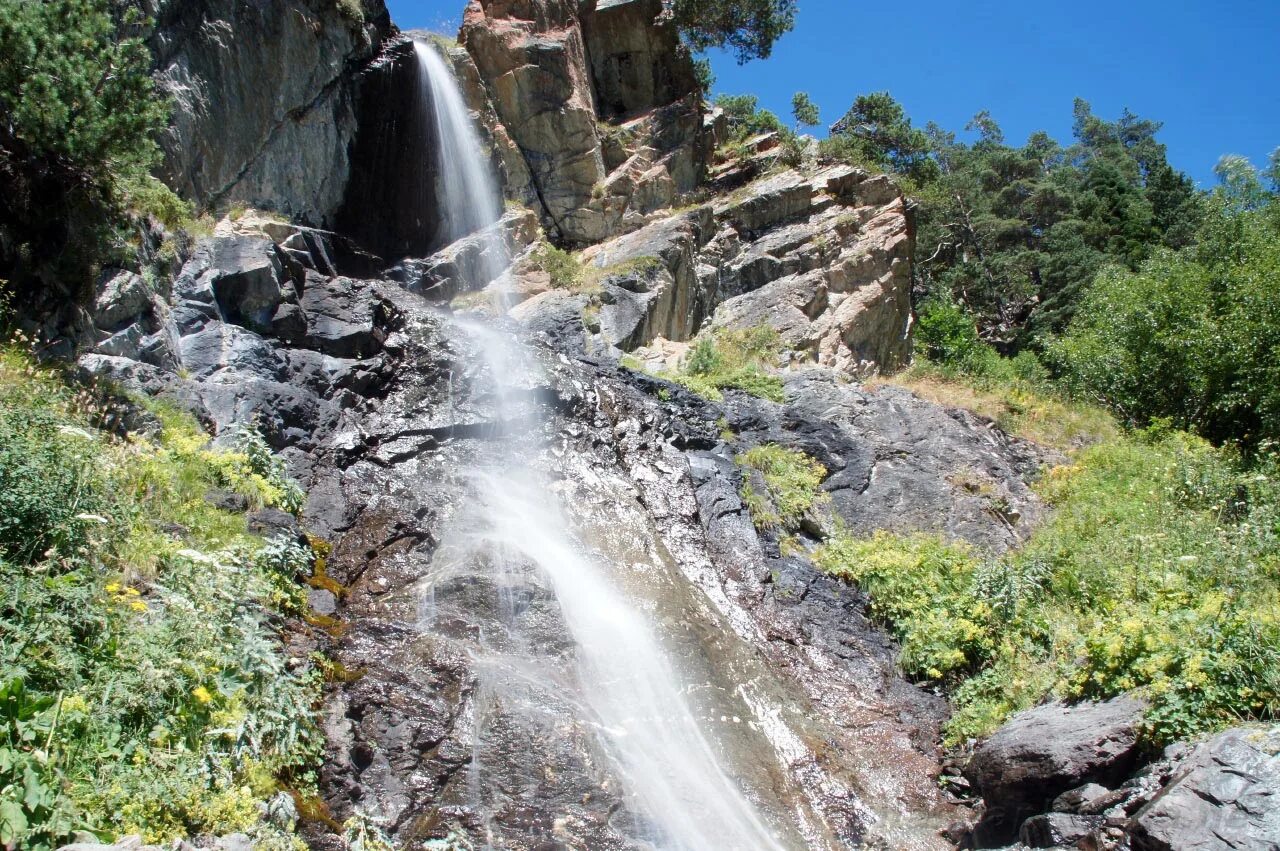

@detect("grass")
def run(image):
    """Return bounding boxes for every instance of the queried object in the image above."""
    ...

[813,428,1280,747]
[737,444,828,531]
[879,358,1119,451]
[0,343,323,849]
[653,325,786,403]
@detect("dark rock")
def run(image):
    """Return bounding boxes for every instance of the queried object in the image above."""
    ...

[298,275,393,358]
[204,488,249,512]
[247,508,301,541]
[1020,812,1103,847]
[965,697,1147,846]
[1128,725,1280,851]
[1053,782,1113,814]
[93,269,153,330]
[152,0,394,225]
[206,237,286,329]
[581,0,698,120]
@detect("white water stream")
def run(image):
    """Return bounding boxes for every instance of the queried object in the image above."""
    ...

[411,41,788,850]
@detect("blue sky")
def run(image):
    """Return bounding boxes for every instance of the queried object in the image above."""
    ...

[387,0,1280,187]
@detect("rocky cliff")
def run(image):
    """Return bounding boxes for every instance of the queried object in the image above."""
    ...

[151,0,394,225]
[55,2,1279,850]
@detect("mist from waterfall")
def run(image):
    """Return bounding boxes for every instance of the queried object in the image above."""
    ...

[410,39,789,850]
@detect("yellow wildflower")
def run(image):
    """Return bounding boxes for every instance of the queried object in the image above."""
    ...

[192,686,214,704]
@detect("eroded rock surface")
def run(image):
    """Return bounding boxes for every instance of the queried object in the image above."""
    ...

[152,0,393,224]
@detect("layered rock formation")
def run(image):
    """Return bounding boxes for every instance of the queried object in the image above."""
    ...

[458,0,707,244]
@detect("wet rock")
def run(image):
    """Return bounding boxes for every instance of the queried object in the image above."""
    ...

[298,275,394,358]
[964,697,1148,846]
[1128,725,1280,851]
[1020,812,1104,847]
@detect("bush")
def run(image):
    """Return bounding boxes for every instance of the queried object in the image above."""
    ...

[0,0,177,300]
[1052,199,1280,449]
[812,432,1280,746]
[737,444,827,530]
[532,243,582,290]
[0,346,321,848]
[661,325,785,403]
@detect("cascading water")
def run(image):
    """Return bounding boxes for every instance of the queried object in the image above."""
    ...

[410,40,791,850]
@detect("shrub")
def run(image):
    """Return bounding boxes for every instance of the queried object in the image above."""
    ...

[812,432,1280,746]
[533,243,582,290]
[1051,199,1280,449]
[662,325,785,403]
[737,444,827,530]
[0,346,321,848]
[0,0,178,300]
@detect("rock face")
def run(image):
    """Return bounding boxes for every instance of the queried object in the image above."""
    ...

[709,166,914,375]
[151,0,393,225]
[964,697,1148,845]
[459,0,708,244]
[78,214,405,466]
[1129,726,1280,851]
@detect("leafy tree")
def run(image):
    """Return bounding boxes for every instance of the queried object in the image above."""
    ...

[822,91,938,184]
[1053,184,1280,449]
[671,0,797,62]
[0,0,178,306]
[791,91,819,131]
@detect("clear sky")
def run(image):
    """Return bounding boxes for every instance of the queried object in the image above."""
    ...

[386,0,1279,187]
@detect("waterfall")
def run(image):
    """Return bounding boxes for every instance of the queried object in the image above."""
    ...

[411,40,790,850]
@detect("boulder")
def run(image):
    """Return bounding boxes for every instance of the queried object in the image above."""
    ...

[298,275,394,358]
[964,697,1147,845]
[93,270,153,330]
[1128,725,1280,851]
[206,236,288,329]
[1019,812,1103,847]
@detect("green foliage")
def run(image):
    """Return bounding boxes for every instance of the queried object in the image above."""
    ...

[1052,195,1280,448]
[819,92,1204,347]
[671,0,796,62]
[532,243,583,290]
[813,433,1280,746]
[823,92,939,185]
[737,444,827,531]
[662,325,785,403]
[714,93,787,139]
[0,0,178,297]
[0,346,320,847]
[814,534,992,682]
[790,91,820,130]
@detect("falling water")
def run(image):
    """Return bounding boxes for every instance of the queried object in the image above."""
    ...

[410,40,790,850]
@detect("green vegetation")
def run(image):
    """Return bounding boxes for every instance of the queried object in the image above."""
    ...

[893,297,1118,450]
[737,444,827,531]
[815,430,1280,746]
[713,93,805,166]
[1052,190,1280,450]
[532,242,584,290]
[790,92,820,131]
[0,345,322,849]
[0,0,189,302]
[672,0,796,63]
[820,94,1204,347]
[662,325,785,403]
